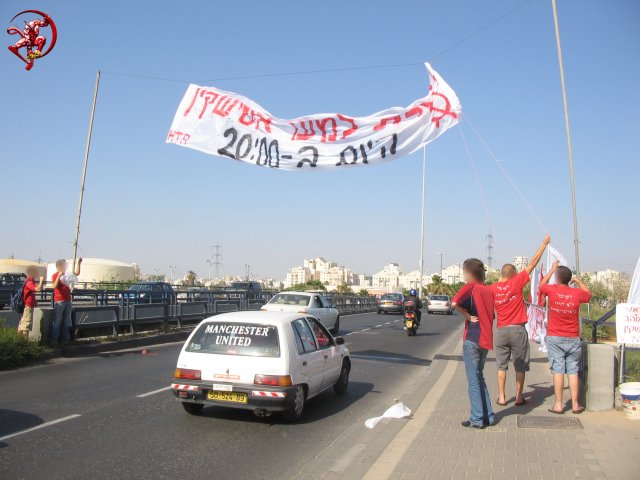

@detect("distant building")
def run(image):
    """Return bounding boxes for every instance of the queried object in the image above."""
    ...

[513,256,529,272]
[358,274,372,288]
[372,263,402,291]
[589,269,622,290]
[399,271,433,291]
[0,258,46,277]
[441,264,463,285]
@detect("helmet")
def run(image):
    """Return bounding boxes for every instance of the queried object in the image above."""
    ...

[410,289,418,296]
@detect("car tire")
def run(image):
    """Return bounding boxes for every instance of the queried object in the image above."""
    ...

[0,303,5,310]
[332,316,340,335]
[376,310,381,315]
[181,402,204,415]
[283,385,306,422]
[333,360,350,394]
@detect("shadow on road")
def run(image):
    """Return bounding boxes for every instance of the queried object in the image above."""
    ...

[0,409,45,444]
[193,381,374,425]
[352,350,431,367]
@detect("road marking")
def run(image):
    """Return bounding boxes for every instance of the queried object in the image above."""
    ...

[384,321,392,325]
[361,328,371,331]
[375,324,383,328]
[362,342,461,480]
[0,414,81,442]
[137,386,171,398]
[345,332,353,336]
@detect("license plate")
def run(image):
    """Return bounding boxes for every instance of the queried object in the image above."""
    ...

[385,302,393,305]
[213,383,232,392]
[406,320,413,328]
[207,391,248,403]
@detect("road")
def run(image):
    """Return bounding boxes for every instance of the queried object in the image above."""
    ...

[0,311,463,480]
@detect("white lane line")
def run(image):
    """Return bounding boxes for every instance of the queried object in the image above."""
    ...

[385,321,392,325]
[0,414,81,442]
[375,324,383,328]
[345,332,353,336]
[137,386,171,398]
[361,328,371,332]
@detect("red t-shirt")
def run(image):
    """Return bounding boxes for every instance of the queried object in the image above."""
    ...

[490,270,530,327]
[540,284,591,337]
[453,282,495,350]
[52,271,71,302]
[23,277,37,308]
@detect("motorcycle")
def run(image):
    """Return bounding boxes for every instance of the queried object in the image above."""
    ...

[403,300,420,336]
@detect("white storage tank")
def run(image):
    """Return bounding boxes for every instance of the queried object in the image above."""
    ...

[0,258,47,277]
[46,257,138,284]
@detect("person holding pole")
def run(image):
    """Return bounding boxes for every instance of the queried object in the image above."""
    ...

[491,235,551,407]
[539,262,590,414]
[50,258,82,347]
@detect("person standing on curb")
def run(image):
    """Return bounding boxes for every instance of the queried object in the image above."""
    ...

[539,262,591,414]
[18,266,45,337]
[452,258,495,429]
[491,234,551,407]
[50,258,82,347]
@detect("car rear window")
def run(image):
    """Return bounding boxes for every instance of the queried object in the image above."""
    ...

[431,296,448,301]
[186,322,280,357]
[269,294,310,306]
[381,294,401,301]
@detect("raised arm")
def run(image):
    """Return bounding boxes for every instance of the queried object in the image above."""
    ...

[35,276,45,292]
[571,275,590,293]
[526,234,551,275]
[540,260,560,287]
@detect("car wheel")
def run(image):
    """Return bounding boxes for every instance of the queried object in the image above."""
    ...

[376,310,381,315]
[181,402,204,415]
[333,360,350,394]
[332,316,340,335]
[0,303,5,310]
[283,385,306,422]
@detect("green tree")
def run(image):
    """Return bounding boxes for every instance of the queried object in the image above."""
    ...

[183,270,197,287]
[283,280,327,292]
[147,274,166,282]
[485,272,500,285]
[427,275,449,295]
[357,288,369,296]
[336,284,353,294]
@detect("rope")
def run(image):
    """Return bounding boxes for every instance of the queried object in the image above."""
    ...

[458,125,492,229]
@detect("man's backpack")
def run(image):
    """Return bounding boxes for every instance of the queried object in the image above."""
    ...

[10,282,26,314]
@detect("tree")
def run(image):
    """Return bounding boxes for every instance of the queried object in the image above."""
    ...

[183,270,197,287]
[485,272,500,286]
[336,284,353,294]
[147,274,166,282]
[427,275,449,295]
[357,288,369,296]
[283,280,326,292]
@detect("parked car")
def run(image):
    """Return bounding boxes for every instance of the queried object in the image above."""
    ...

[261,292,340,334]
[0,273,26,310]
[427,294,453,315]
[376,293,405,315]
[171,311,350,421]
[125,282,176,304]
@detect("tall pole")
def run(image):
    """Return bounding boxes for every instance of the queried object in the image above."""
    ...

[72,70,101,270]
[418,147,426,299]
[551,0,581,274]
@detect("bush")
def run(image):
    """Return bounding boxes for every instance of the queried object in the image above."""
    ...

[0,325,48,369]
[625,350,640,383]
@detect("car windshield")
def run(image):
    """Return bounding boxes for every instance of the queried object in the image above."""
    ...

[269,294,310,307]
[431,296,448,301]
[186,322,280,357]
[381,294,401,301]
[130,284,153,291]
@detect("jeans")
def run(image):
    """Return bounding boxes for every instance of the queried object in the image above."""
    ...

[51,301,72,346]
[463,340,495,426]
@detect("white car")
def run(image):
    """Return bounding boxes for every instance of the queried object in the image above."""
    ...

[261,292,340,334]
[427,295,453,315]
[171,311,351,421]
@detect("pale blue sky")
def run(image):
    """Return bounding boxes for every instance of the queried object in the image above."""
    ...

[1,0,638,280]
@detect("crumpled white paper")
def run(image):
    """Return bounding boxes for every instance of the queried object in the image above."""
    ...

[365,402,412,429]
[61,273,78,288]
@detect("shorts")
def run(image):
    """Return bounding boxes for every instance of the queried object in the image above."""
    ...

[18,306,34,332]
[546,336,582,375]
[494,325,530,372]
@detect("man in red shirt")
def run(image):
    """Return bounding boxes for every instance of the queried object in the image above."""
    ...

[452,258,496,429]
[491,235,550,407]
[18,266,45,337]
[540,263,591,414]
[50,258,82,346]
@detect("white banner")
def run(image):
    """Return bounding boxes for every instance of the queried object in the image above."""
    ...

[166,63,461,170]
[616,303,640,345]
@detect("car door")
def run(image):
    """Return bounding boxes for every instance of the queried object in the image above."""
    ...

[307,317,343,389]
[291,318,324,396]
[309,295,331,329]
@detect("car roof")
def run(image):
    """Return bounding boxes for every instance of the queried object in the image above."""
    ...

[198,311,307,326]
[275,291,312,297]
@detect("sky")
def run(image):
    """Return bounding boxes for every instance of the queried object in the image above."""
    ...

[1,0,639,281]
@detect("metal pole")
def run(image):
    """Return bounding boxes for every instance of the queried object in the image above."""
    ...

[72,70,100,270]
[418,147,426,299]
[551,0,581,274]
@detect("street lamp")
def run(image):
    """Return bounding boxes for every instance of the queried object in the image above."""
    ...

[168,265,176,285]
[206,259,212,284]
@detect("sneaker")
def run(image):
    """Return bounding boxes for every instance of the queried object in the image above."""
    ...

[461,420,485,429]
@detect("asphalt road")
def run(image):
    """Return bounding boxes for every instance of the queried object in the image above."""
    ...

[0,311,463,480]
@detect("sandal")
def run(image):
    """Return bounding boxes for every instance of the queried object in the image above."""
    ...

[496,399,508,406]
[515,398,527,406]
[572,407,585,414]
[548,408,564,414]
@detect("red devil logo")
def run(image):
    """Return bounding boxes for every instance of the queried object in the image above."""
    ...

[7,10,57,71]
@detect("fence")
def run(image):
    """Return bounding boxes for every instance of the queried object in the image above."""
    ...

[59,289,377,338]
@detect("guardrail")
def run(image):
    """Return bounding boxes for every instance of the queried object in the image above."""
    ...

[582,308,616,344]
[63,291,377,339]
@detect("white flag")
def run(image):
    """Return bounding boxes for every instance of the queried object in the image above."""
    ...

[628,256,640,304]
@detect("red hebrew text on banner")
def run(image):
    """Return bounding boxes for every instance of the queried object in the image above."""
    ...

[166,63,461,170]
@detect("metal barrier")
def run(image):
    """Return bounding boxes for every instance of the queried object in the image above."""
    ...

[582,308,616,344]
[72,306,120,337]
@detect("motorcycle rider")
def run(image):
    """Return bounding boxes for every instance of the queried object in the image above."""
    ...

[404,289,423,325]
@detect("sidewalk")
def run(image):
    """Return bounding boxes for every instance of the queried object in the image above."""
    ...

[363,341,639,480]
